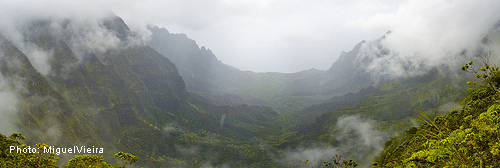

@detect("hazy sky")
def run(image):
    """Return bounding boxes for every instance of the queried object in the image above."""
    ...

[115,0,400,72]
[1,0,499,73]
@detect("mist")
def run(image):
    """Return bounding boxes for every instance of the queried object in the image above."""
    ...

[0,74,21,135]
[0,2,129,139]
[278,115,390,168]
[0,0,135,78]
[353,0,500,79]
[0,37,29,136]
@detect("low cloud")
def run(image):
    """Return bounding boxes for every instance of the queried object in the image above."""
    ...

[278,115,389,168]
[0,2,134,78]
[352,0,500,79]
[163,122,182,135]
[17,43,54,76]
[219,114,226,127]
[62,18,124,61]
[0,74,22,135]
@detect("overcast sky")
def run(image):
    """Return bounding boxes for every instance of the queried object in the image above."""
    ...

[1,0,499,73]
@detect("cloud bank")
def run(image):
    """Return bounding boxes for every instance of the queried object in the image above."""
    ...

[352,0,500,78]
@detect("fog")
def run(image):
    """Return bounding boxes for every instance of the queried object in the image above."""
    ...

[278,115,390,168]
[0,2,125,139]
[0,74,22,135]
[0,7,123,77]
[354,0,500,79]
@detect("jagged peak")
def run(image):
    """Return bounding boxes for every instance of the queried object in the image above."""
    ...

[328,40,366,70]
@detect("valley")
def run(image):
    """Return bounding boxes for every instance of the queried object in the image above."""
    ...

[0,8,499,168]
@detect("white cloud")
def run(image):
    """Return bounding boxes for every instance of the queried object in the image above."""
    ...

[0,74,21,135]
[17,43,53,76]
[352,0,500,78]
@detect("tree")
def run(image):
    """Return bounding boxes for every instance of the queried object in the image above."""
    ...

[0,133,58,167]
[461,51,500,91]
[114,151,137,167]
[323,155,358,168]
[65,154,114,168]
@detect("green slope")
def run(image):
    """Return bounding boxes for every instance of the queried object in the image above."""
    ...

[0,16,298,167]
[0,35,98,147]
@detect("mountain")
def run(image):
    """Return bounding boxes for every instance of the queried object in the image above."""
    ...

[286,40,371,96]
[147,26,253,93]
[0,15,293,167]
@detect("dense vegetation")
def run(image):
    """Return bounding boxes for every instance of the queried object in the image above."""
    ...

[374,56,500,167]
